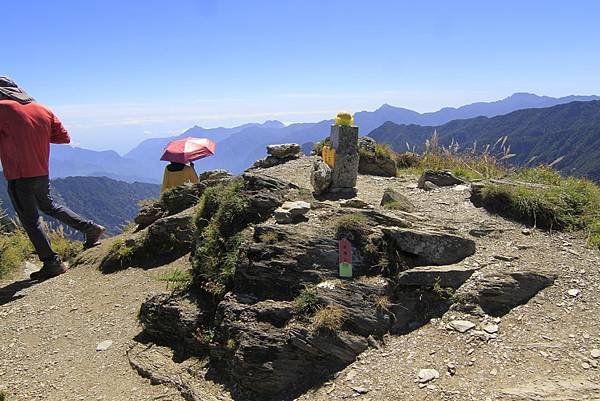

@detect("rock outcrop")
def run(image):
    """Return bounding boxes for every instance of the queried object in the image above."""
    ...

[380,188,416,212]
[418,170,466,189]
[454,270,558,316]
[251,143,303,169]
[383,227,476,265]
[358,136,397,177]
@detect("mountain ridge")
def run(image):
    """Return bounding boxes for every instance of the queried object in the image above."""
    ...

[370,100,600,181]
[29,93,600,181]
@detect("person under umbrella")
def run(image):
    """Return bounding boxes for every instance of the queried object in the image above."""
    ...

[160,137,216,193]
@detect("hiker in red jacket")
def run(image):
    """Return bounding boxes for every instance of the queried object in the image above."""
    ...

[0,77,105,280]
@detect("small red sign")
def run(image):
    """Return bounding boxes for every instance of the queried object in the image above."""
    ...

[339,238,352,264]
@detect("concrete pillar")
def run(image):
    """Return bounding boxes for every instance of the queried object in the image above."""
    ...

[330,124,359,191]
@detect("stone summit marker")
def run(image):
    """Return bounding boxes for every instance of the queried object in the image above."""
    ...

[311,111,359,197]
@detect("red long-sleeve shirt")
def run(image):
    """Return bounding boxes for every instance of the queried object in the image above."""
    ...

[0,100,70,180]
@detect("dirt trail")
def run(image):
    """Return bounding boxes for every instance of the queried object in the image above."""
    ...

[0,245,186,401]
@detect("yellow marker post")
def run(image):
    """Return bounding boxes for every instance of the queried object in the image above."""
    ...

[322,145,336,168]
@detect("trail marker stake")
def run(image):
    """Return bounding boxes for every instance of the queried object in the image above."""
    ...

[339,238,353,278]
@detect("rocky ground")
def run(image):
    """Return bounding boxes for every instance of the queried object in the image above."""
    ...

[1,155,599,400]
[0,249,189,401]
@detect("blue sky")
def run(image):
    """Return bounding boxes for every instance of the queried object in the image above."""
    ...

[4,0,600,152]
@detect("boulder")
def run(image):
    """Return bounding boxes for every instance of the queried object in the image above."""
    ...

[357,136,396,177]
[383,227,476,265]
[138,293,210,357]
[339,198,370,209]
[449,320,476,333]
[358,151,397,177]
[380,188,416,212]
[396,264,478,289]
[274,201,311,224]
[135,173,233,230]
[210,294,368,400]
[209,279,394,400]
[198,169,231,181]
[310,158,333,195]
[357,136,377,153]
[455,270,557,316]
[418,170,466,188]
[267,143,302,158]
[144,207,196,258]
[421,181,439,191]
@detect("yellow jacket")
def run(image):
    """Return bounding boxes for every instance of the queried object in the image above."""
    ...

[161,165,199,193]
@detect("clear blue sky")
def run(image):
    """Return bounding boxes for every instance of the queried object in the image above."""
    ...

[4,0,600,152]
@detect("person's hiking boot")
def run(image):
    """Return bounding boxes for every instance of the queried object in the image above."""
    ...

[84,224,106,249]
[30,260,67,281]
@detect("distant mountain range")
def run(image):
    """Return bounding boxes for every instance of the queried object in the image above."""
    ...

[370,100,600,181]
[0,176,159,235]
[5,92,598,182]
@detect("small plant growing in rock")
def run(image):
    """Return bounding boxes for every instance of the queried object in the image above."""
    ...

[226,338,237,351]
[258,231,279,244]
[374,143,394,159]
[381,200,405,211]
[294,285,323,316]
[198,327,215,344]
[432,277,455,299]
[334,214,369,242]
[312,305,345,333]
[101,237,136,269]
[159,268,192,291]
[0,390,8,401]
[374,295,393,314]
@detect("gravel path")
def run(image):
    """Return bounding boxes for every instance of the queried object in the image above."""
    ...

[0,250,187,401]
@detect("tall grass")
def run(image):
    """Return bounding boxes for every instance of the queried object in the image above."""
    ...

[388,132,600,250]
[396,130,511,180]
[0,215,83,279]
[479,166,600,249]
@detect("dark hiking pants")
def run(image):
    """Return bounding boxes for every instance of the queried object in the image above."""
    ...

[7,175,94,263]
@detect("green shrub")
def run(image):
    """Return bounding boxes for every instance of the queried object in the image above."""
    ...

[102,237,136,269]
[312,138,331,156]
[374,143,394,159]
[193,184,228,229]
[192,182,249,296]
[0,229,33,279]
[395,132,509,180]
[159,268,192,291]
[46,224,83,263]
[294,285,323,316]
[334,214,369,244]
[512,166,563,185]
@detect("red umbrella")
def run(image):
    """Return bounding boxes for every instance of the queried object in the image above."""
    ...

[160,137,216,164]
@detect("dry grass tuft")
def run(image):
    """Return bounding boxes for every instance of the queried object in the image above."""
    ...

[312,305,345,332]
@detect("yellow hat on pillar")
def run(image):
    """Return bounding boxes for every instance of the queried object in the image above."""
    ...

[335,111,354,126]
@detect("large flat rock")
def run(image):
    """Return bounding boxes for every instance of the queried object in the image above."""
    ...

[396,264,478,289]
[383,227,476,265]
